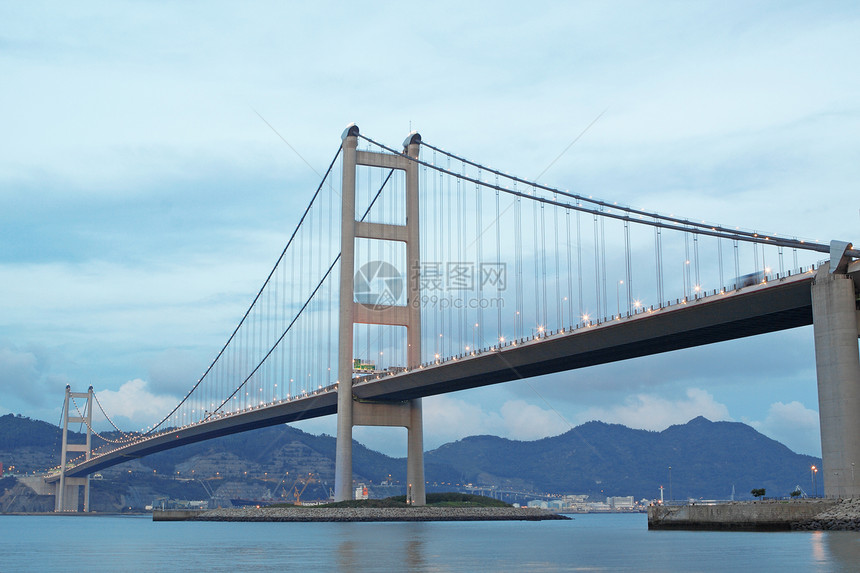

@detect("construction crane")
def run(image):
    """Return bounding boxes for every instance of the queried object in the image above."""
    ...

[197,479,215,502]
[291,473,318,505]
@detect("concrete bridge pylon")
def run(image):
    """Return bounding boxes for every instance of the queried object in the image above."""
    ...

[55,385,93,512]
[334,125,425,505]
[812,241,860,498]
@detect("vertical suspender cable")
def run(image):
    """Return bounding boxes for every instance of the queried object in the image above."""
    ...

[553,194,561,328]
[600,212,607,319]
[753,238,760,276]
[693,233,700,295]
[593,213,600,321]
[534,191,541,332]
[496,179,502,343]
[566,207,573,327]
[655,224,664,306]
[577,206,582,324]
[684,231,690,299]
[514,185,523,339]
[718,235,724,292]
[476,169,483,347]
[541,202,548,329]
[624,217,631,314]
[733,239,740,289]
[457,167,463,352]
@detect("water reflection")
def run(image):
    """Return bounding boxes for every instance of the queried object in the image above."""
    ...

[335,523,426,571]
[810,531,826,563]
[822,531,860,569]
[336,539,358,570]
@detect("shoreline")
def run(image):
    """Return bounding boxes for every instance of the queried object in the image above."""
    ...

[155,506,571,522]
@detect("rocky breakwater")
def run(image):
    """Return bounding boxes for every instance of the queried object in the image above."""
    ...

[793,498,860,531]
[189,506,569,522]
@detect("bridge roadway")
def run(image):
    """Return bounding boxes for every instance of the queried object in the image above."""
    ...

[53,270,816,480]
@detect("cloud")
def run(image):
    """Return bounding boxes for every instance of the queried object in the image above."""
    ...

[498,400,571,441]
[94,379,179,430]
[577,388,732,431]
[0,342,61,407]
[0,345,39,386]
[750,401,821,456]
[423,395,570,447]
[424,395,503,440]
[147,349,208,395]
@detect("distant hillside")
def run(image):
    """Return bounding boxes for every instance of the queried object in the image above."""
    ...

[0,414,63,450]
[1,413,820,504]
[425,416,820,499]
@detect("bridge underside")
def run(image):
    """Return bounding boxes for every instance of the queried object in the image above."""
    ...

[60,274,813,479]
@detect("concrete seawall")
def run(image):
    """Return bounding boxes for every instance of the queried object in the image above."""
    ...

[154,506,568,522]
[648,500,838,531]
[153,509,206,521]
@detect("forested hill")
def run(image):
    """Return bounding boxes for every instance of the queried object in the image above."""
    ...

[425,416,821,499]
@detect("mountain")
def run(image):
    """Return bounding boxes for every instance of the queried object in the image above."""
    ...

[0,413,820,511]
[425,416,820,499]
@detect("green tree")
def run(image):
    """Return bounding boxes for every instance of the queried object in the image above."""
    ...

[750,488,766,499]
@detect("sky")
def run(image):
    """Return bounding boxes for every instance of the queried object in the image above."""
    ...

[2,1,859,459]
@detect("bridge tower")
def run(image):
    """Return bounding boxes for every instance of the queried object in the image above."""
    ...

[812,241,860,498]
[335,124,425,504]
[55,385,93,512]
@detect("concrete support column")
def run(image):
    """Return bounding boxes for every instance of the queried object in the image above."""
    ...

[406,398,424,504]
[812,264,860,498]
[83,386,93,512]
[334,125,359,502]
[56,385,70,512]
[404,134,425,506]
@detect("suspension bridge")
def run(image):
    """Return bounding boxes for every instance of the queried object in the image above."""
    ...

[43,124,860,511]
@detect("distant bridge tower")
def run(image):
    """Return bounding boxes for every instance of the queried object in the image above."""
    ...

[812,241,860,498]
[56,385,93,512]
[335,124,425,504]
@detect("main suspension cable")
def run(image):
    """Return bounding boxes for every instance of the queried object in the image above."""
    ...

[360,134,835,254]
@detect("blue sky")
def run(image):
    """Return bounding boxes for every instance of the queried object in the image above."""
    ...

[1,1,858,458]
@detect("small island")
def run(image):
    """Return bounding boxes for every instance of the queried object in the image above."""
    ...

[154,493,570,522]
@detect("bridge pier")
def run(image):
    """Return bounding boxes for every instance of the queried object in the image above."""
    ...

[812,243,860,498]
[335,125,426,505]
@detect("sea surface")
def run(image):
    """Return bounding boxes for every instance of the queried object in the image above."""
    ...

[2,512,859,572]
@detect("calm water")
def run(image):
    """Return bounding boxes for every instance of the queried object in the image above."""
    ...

[2,513,860,572]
